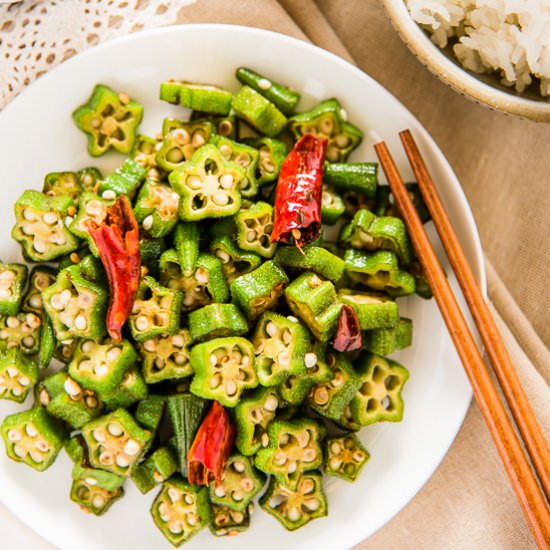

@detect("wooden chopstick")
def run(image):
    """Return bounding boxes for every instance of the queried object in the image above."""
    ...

[374,140,550,548]
[399,129,550,501]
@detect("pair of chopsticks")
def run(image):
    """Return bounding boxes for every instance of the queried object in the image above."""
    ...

[374,131,550,548]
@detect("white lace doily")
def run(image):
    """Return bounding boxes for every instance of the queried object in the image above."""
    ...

[0,0,193,109]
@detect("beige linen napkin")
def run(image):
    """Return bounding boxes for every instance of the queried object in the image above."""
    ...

[0,1,548,549]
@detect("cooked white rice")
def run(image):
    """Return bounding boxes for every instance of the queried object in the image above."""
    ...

[405,0,550,97]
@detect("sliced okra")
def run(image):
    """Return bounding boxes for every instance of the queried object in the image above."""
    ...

[140,237,168,279]
[235,201,277,258]
[231,260,289,321]
[150,477,212,546]
[188,303,248,343]
[68,337,137,394]
[54,338,78,364]
[0,312,42,355]
[136,394,167,432]
[77,167,103,192]
[21,266,56,315]
[255,419,324,490]
[245,136,288,185]
[72,84,143,156]
[192,113,237,139]
[344,249,416,298]
[189,337,258,407]
[252,312,309,387]
[42,171,83,202]
[169,144,245,221]
[38,314,56,369]
[130,133,164,182]
[159,250,229,311]
[209,454,266,511]
[134,182,180,238]
[129,276,182,342]
[160,80,233,114]
[260,471,327,531]
[81,409,152,475]
[338,288,400,331]
[1,407,66,471]
[70,478,124,516]
[210,502,253,537]
[0,262,27,316]
[284,272,342,342]
[321,184,346,225]
[100,366,148,410]
[138,329,193,384]
[289,98,362,162]
[98,157,146,199]
[324,434,370,482]
[232,86,288,137]
[323,162,378,197]
[0,349,39,403]
[275,245,345,283]
[335,404,361,432]
[131,446,178,494]
[364,317,413,356]
[210,235,261,284]
[233,386,280,456]
[174,222,200,278]
[12,190,79,262]
[350,352,409,426]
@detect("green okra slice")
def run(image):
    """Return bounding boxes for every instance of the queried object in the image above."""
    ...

[159,250,228,311]
[289,98,362,162]
[81,409,152,475]
[335,404,361,432]
[77,167,103,192]
[188,303,248,343]
[338,288,400,331]
[231,260,289,321]
[307,353,360,421]
[140,237,167,279]
[21,266,56,315]
[284,272,342,342]
[190,337,258,407]
[340,209,413,267]
[0,349,39,403]
[173,222,200,277]
[134,182,180,238]
[245,136,288,185]
[232,86,288,137]
[194,113,237,139]
[100,366,148,410]
[167,393,208,477]
[209,454,266,511]
[236,67,300,115]
[12,190,79,262]
[210,235,261,284]
[323,162,378,197]
[136,394,167,432]
[321,184,345,225]
[156,118,215,172]
[169,144,245,221]
[0,262,27,316]
[0,312,42,355]
[151,477,212,547]
[260,471,327,531]
[210,503,253,537]
[1,407,66,471]
[42,171,83,202]
[72,84,143,156]
[70,478,124,516]
[275,245,345,283]
[233,386,280,456]
[129,276,182,342]
[160,80,233,114]
[138,329,193,384]
[38,314,56,369]
[350,352,409,426]
[408,260,433,300]
[130,133,164,182]
[363,317,413,356]
[131,446,178,494]
[212,135,260,198]
[236,201,277,258]
[36,372,103,429]
[68,337,137,394]
[324,434,370,482]
[255,418,324,490]
[252,311,309,387]
[344,249,416,298]
[98,158,146,199]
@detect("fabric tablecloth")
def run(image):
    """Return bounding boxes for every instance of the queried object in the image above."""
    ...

[0,1,548,549]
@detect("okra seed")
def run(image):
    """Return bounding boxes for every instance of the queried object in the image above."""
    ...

[277,350,290,366]
[0,280,12,292]
[42,212,58,225]
[226,380,237,396]
[279,433,289,446]
[381,396,391,409]
[219,144,232,157]
[214,486,226,498]
[29,450,44,464]
[303,449,316,462]
[332,373,344,388]
[29,295,42,309]
[92,430,106,443]
[281,329,292,345]
[209,354,218,367]
[246,230,256,242]
[186,513,198,526]
[335,134,350,148]
[191,131,206,147]
[153,472,164,483]
[232,461,245,473]
[174,353,187,365]
[6,317,19,329]
[297,431,311,448]
[158,502,168,517]
[274,452,287,466]
[27,313,41,328]
[261,433,270,447]
[213,192,229,206]
[74,315,88,331]
[85,396,98,408]
[168,487,180,503]
[12,387,22,397]
[23,209,36,221]
[64,378,82,398]
[168,520,183,535]
[187,175,202,189]
[6,366,18,377]
[287,461,297,474]
[330,457,342,469]
[7,430,21,442]
[94,364,109,377]
[160,296,173,309]
[85,477,98,486]
[353,451,365,462]
[0,290,9,300]
[142,215,153,231]
[330,442,342,455]
[85,200,104,217]
[25,424,38,438]
[118,91,130,104]
[35,440,49,453]
[143,340,156,353]
[172,334,185,348]
[287,507,302,522]
[92,495,106,509]
[0,271,15,281]
[106,347,122,362]
[183,493,195,506]
[39,390,50,406]
[195,269,209,284]
[303,498,320,512]
[124,439,140,456]
[304,353,317,369]
[115,454,130,468]
[287,315,298,323]
[13,444,26,458]
[107,423,123,437]
[264,395,278,412]
[326,146,340,162]
[216,250,230,263]
[155,357,165,368]
[135,316,149,331]
[219,174,234,189]
[102,190,116,200]
[60,289,72,304]
[313,387,329,405]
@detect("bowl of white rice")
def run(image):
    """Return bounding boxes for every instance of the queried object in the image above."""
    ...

[381,0,550,122]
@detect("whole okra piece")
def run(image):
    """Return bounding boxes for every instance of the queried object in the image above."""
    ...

[134,182,180,238]
[323,162,378,197]
[188,303,248,343]
[324,434,370,482]
[100,366,148,410]
[70,478,124,516]
[338,288,400,331]
[363,317,413,356]
[321,184,345,225]
[0,262,27,316]
[131,133,164,182]
[210,235,261,284]
[131,446,178,494]
[97,158,146,199]
[275,244,345,283]
[160,80,233,114]
[0,348,39,403]
[42,171,83,202]
[210,502,253,537]
[0,311,42,355]
[235,201,277,258]
[246,136,288,185]
[21,266,56,315]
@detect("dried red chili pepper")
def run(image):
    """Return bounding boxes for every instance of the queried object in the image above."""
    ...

[86,195,141,342]
[188,400,235,487]
[271,134,327,250]
[333,304,362,352]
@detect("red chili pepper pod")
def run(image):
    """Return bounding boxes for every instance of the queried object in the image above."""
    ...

[86,195,141,342]
[188,401,235,487]
[271,134,327,250]
[333,304,362,352]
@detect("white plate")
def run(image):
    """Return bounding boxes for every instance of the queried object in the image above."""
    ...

[0,24,485,550]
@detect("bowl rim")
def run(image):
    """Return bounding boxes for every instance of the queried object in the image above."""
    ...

[381,0,550,123]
